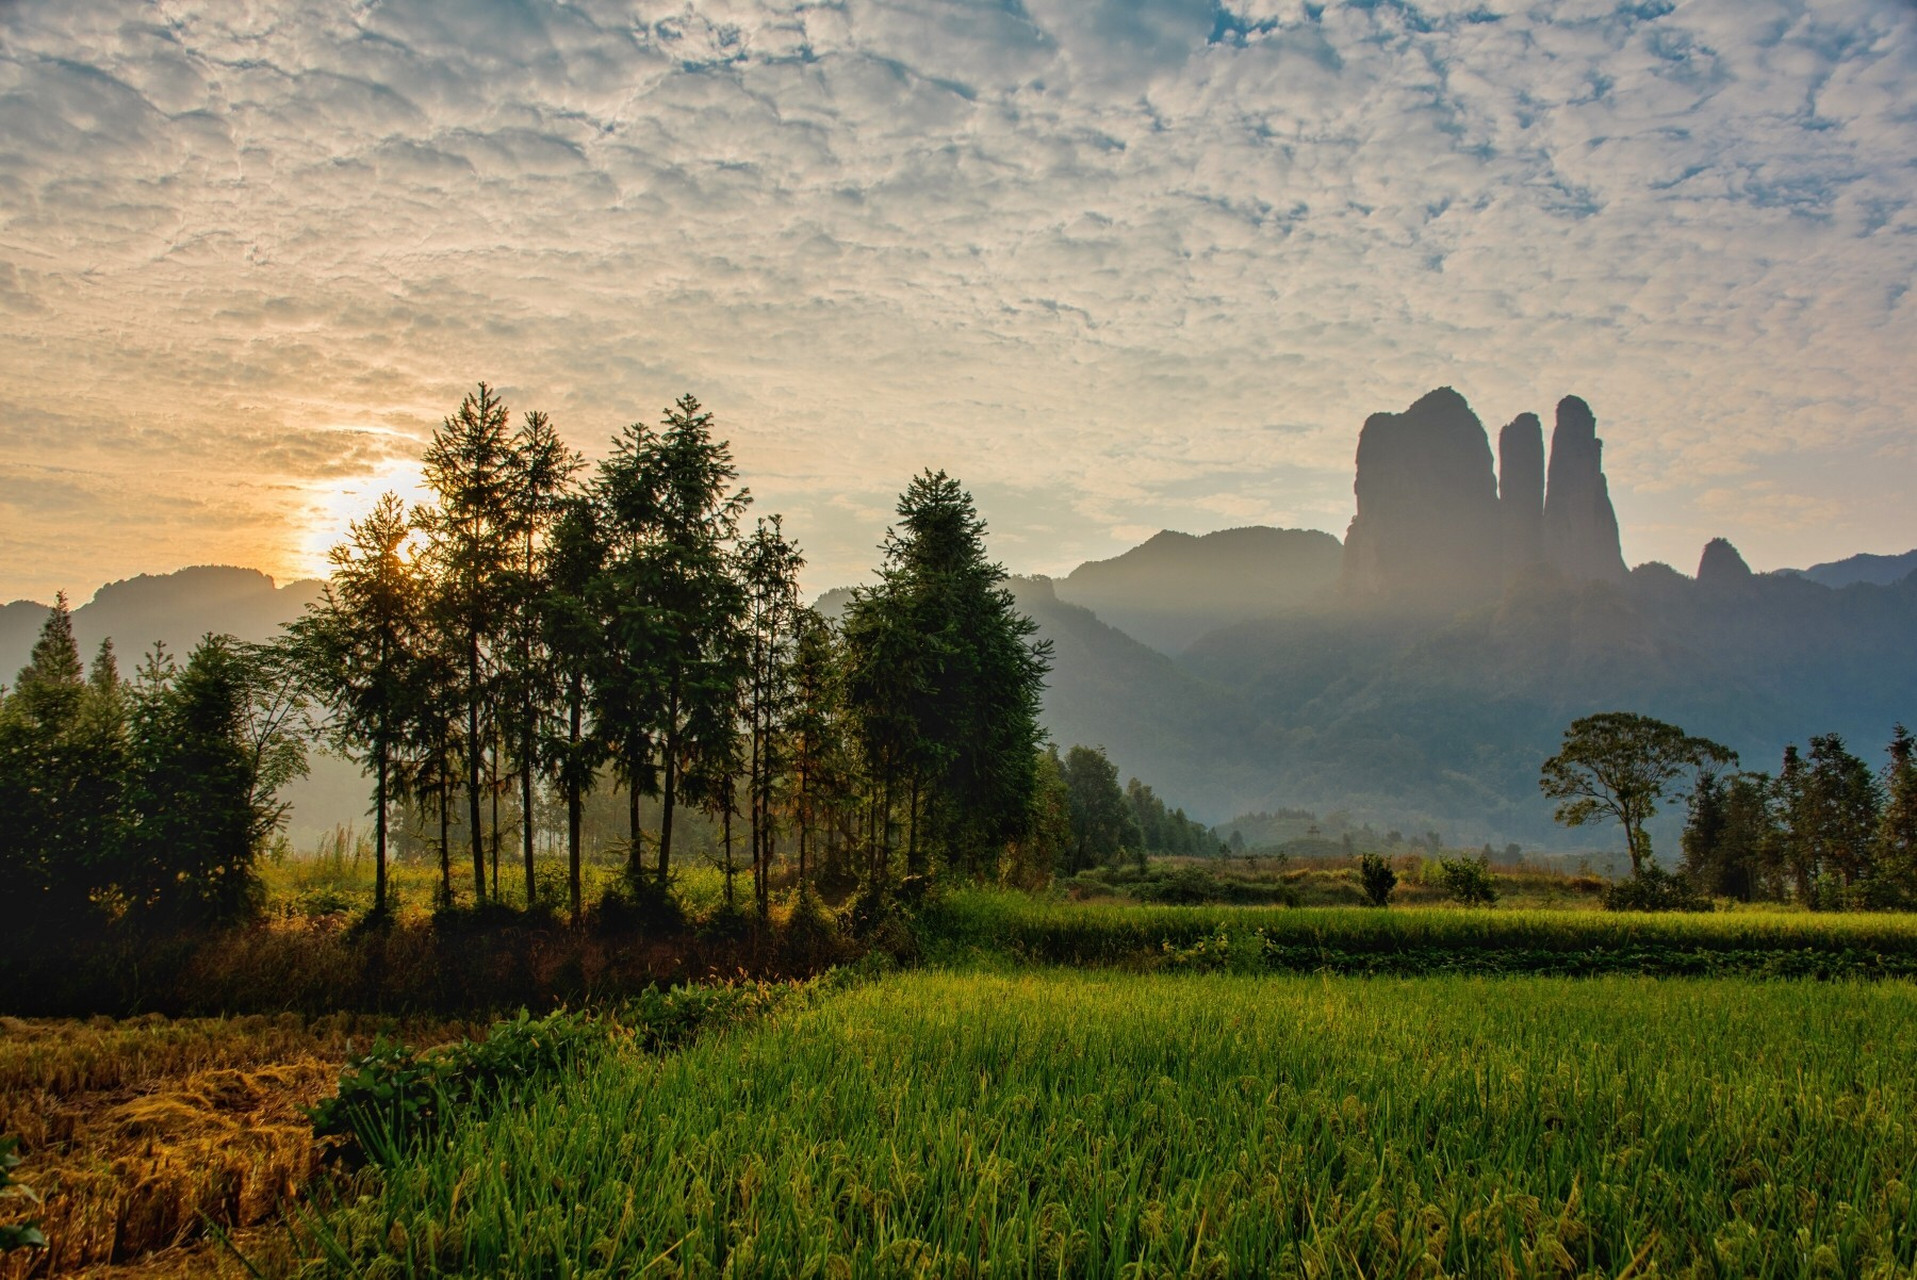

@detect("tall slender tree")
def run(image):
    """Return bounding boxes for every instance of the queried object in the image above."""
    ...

[739,515,804,919]
[502,409,582,908]
[419,383,518,904]
[287,492,423,917]
[645,395,749,890]
[543,495,608,923]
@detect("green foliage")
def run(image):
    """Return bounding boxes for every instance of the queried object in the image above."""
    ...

[915,889,1917,977]
[0,1136,46,1252]
[1357,852,1397,906]
[1602,862,1713,913]
[310,984,807,1167]
[1059,743,1138,871]
[841,471,1052,878]
[299,971,1917,1276]
[1540,711,1735,876]
[1435,853,1498,906]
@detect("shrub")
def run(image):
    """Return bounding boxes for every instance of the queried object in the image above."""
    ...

[1357,854,1396,907]
[310,1008,609,1166]
[1436,856,1498,906]
[1603,864,1714,913]
[0,1136,47,1252]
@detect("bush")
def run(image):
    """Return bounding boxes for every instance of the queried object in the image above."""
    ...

[1436,856,1498,907]
[1357,854,1397,907]
[0,1136,47,1252]
[310,1008,610,1166]
[1603,864,1714,913]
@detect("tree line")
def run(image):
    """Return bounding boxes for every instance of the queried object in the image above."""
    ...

[6,385,1216,935]
[1540,710,1917,910]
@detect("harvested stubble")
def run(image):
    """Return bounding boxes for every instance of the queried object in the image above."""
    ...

[0,1013,470,1277]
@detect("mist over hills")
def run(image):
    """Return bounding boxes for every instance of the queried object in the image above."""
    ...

[1052,527,1340,655]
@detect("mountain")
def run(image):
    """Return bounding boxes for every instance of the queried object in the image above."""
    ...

[1788,549,1917,589]
[1052,526,1341,654]
[1029,388,1917,850]
[2,566,325,681]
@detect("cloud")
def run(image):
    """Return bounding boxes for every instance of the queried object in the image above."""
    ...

[0,0,1913,599]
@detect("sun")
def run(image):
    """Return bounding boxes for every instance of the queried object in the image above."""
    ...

[297,450,433,579]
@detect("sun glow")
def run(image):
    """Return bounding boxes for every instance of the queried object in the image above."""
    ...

[297,447,433,579]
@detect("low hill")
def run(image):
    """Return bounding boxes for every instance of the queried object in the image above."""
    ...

[1787,549,1917,589]
[1053,526,1341,654]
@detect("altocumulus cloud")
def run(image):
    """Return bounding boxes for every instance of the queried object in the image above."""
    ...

[0,0,1912,598]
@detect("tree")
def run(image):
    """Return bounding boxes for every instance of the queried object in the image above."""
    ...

[542,495,608,923]
[842,471,1051,880]
[1681,769,1775,901]
[1878,725,1917,894]
[645,395,750,891]
[786,607,844,895]
[287,492,423,918]
[739,515,803,919]
[0,596,126,929]
[1539,712,1735,877]
[1059,744,1137,871]
[1799,734,1881,896]
[1357,853,1396,907]
[123,637,298,927]
[419,383,519,904]
[502,410,582,909]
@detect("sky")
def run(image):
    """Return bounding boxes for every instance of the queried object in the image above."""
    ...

[1,0,1914,603]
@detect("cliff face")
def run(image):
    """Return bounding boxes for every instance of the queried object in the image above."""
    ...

[1340,389,1629,605]
[1498,413,1545,573]
[1542,396,1628,584]
[1339,387,1502,605]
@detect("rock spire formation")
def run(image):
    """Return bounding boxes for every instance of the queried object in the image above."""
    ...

[1340,387,1502,603]
[1498,413,1545,572]
[1696,537,1754,586]
[1340,389,1630,604]
[1541,396,1628,584]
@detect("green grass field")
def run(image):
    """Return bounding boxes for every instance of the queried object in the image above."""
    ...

[918,889,1917,977]
[300,969,1917,1278]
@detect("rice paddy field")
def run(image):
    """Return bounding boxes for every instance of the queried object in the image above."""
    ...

[297,970,1917,1278]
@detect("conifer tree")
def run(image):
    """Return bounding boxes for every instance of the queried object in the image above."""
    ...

[502,410,582,908]
[543,495,608,922]
[739,515,803,919]
[419,383,518,904]
[288,492,423,917]
[1879,725,1917,894]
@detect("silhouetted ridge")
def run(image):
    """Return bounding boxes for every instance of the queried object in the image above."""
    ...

[1542,396,1628,584]
[1498,413,1545,573]
[1340,387,1502,604]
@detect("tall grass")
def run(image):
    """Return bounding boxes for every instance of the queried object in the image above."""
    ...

[919,888,1917,975]
[299,970,1917,1276]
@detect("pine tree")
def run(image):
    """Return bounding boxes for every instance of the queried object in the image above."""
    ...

[0,596,124,928]
[843,471,1051,881]
[1878,726,1917,899]
[646,395,749,890]
[543,495,608,923]
[739,516,804,920]
[287,492,424,918]
[502,409,582,910]
[419,383,518,904]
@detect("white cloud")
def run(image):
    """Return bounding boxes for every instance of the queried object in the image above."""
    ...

[0,0,1913,599]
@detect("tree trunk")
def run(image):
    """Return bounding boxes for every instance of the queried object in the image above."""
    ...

[522,732,536,911]
[567,683,583,925]
[723,800,735,910]
[374,737,389,917]
[489,735,501,902]
[467,643,485,902]
[437,769,452,907]
[627,760,643,884]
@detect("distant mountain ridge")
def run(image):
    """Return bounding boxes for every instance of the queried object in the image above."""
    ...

[1784,549,1917,589]
[1052,526,1341,654]
[2,566,324,681]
